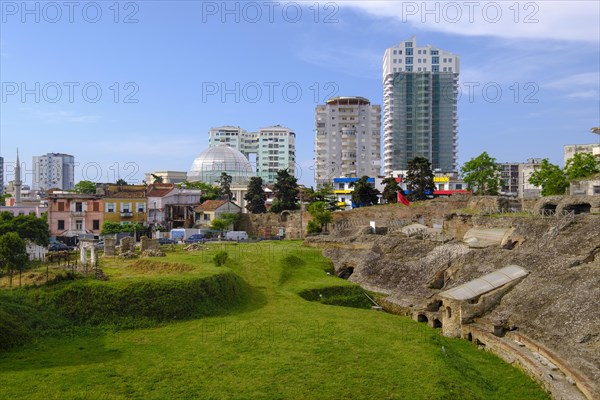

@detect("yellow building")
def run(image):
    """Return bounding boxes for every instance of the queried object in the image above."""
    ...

[102,185,147,227]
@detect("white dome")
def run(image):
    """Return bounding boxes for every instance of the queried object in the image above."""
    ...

[188,145,253,184]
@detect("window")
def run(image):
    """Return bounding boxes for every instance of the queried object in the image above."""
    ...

[405,42,412,47]
[58,202,65,212]
[406,66,413,72]
[137,203,146,213]
[431,50,438,55]
[406,57,413,64]
[75,202,83,212]
[93,220,100,230]
[58,220,65,230]
[594,186,600,195]
[106,203,115,213]
[432,65,439,72]
[75,220,83,230]
[121,203,132,213]
[203,214,210,221]
[405,48,413,55]
[393,50,397,55]
[92,202,100,212]
[432,56,439,64]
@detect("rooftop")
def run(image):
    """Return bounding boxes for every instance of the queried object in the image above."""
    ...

[439,265,528,301]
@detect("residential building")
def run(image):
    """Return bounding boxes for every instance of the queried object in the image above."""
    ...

[102,185,147,227]
[315,97,381,188]
[47,192,104,238]
[147,183,204,230]
[570,174,600,196]
[31,153,75,191]
[383,36,459,176]
[332,177,385,210]
[208,125,296,184]
[144,171,188,184]
[498,159,542,198]
[564,143,600,165]
[194,200,241,228]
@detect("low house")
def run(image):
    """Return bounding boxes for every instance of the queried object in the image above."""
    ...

[570,174,600,197]
[47,192,104,238]
[194,200,241,228]
[102,185,147,228]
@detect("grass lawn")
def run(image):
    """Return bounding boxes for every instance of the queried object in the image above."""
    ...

[0,241,549,399]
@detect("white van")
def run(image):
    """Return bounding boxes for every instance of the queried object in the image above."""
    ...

[225,231,248,241]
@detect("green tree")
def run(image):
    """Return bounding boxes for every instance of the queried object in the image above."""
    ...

[116,179,128,186]
[211,218,229,237]
[0,193,12,206]
[350,176,379,207]
[271,169,299,213]
[0,214,49,246]
[244,177,267,213]
[218,172,233,201]
[565,152,600,180]
[74,180,97,194]
[405,157,436,201]
[528,159,569,196]
[461,152,502,195]
[307,201,333,234]
[101,221,145,235]
[381,177,401,204]
[0,232,29,288]
[178,181,220,203]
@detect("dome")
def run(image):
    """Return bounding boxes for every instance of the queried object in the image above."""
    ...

[188,145,253,184]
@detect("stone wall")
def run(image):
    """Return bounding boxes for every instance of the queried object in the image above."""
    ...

[237,211,312,239]
[140,236,160,251]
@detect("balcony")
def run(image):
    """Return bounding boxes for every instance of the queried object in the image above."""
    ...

[120,212,134,218]
[71,211,86,217]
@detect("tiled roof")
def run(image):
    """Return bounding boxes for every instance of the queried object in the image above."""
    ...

[147,184,175,198]
[105,191,146,199]
[194,200,228,212]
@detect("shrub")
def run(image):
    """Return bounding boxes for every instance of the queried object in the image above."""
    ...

[213,251,229,267]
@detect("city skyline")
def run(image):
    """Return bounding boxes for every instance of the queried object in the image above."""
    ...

[1,2,598,187]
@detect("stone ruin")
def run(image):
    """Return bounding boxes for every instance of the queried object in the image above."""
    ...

[104,237,117,257]
[140,236,160,252]
[119,236,137,259]
[79,238,99,268]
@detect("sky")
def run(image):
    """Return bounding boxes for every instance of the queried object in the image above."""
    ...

[1,0,599,188]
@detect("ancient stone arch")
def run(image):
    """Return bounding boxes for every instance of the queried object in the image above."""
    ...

[79,238,99,268]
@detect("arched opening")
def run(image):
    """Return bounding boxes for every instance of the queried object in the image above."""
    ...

[541,203,557,215]
[417,314,428,323]
[433,319,442,328]
[476,339,486,348]
[337,266,354,280]
[467,332,473,342]
[426,300,443,312]
[280,211,291,222]
[564,203,592,215]
[446,307,452,318]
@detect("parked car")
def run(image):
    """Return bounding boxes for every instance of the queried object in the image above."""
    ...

[95,240,104,250]
[158,237,176,245]
[48,243,74,252]
[184,234,205,244]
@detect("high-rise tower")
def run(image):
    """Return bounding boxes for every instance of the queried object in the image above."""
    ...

[383,36,459,175]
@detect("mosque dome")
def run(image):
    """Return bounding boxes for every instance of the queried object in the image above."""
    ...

[188,145,253,184]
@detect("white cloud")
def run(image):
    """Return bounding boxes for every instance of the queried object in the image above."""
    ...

[338,1,599,43]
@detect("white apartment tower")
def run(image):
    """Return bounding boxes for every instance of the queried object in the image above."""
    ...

[208,125,296,184]
[315,97,381,188]
[31,153,75,191]
[383,36,459,176]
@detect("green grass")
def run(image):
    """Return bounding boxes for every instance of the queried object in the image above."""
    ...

[0,241,549,399]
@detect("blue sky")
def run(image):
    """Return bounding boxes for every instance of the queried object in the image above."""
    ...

[1,0,599,187]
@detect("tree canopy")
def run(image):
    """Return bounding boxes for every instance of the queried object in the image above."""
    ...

[0,232,29,287]
[151,174,164,184]
[74,180,97,194]
[461,152,502,195]
[565,152,600,180]
[405,157,436,201]
[218,172,233,201]
[0,213,49,246]
[101,221,146,235]
[350,176,379,207]
[178,181,220,203]
[306,201,333,234]
[528,159,569,196]
[116,179,128,186]
[271,169,299,213]
[244,177,267,214]
[381,177,401,204]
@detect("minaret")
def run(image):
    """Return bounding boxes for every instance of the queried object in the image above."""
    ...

[14,149,22,206]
